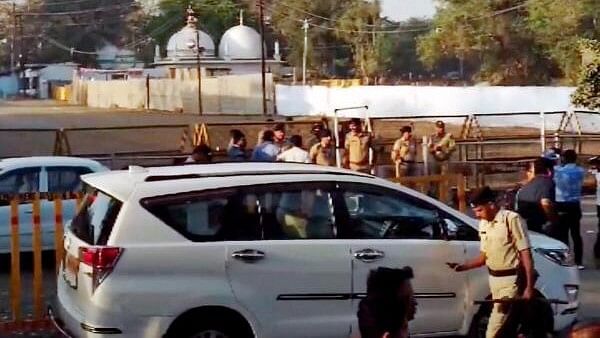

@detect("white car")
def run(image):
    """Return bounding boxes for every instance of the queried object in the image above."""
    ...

[0,156,108,253]
[51,163,579,338]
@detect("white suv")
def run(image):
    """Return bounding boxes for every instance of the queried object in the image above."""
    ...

[51,163,579,338]
[0,156,108,253]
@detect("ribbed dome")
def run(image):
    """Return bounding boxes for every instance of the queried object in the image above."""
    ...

[166,26,215,58]
[218,24,263,59]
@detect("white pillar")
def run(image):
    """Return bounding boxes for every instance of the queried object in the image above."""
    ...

[540,111,546,154]
[422,136,429,176]
[302,19,309,85]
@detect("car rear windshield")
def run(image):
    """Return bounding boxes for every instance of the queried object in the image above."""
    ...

[70,188,123,245]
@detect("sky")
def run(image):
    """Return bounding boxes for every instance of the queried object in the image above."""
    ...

[381,0,436,21]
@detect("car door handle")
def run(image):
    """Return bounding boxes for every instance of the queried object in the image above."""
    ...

[231,249,265,262]
[353,249,385,262]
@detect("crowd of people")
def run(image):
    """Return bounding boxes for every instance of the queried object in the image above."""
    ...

[514,148,600,269]
[183,119,457,178]
[181,120,599,267]
[176,120,600,338]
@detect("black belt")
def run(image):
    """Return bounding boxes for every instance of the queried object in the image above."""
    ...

[400,160,415,164]
[488,268,518,277]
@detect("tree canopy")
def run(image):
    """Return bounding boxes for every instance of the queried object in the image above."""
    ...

[572,39,600,110]
[417,0,600,85]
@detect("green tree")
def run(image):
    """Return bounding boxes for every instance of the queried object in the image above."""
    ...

[335,0,389,83]
[270,0,349,78]
[417,0,560,85]
[527,0,600,83]
[417,0,600,85]
[28,0,142,66]
[572,39,600,110]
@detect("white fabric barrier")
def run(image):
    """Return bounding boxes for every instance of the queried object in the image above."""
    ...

[275,85,600,132]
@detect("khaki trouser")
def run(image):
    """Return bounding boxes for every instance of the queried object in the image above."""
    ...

[487,275,519,338]
[429,160,449,175]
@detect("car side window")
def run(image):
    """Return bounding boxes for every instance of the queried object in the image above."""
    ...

[0,167,41,194]
[250,183,336,240]
[339,183,443,240]
[46,166,93,193]
[142,189,262,242]
[441,213,480,241]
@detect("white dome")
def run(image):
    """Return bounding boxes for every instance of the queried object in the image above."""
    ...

[167,26,215,58]
[218,24,263,59]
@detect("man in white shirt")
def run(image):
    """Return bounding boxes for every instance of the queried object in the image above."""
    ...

[277,135,309,163]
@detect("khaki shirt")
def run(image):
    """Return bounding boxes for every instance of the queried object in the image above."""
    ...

[391,138,417,163]
[479,209,531,271]
[344,132,371,167]
[309,143,335,166]
[428,132,456,162]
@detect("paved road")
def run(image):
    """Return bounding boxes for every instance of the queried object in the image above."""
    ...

[578,196,600,320]
[0,197,597,337]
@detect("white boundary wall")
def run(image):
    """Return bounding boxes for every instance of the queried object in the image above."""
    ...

[275,85,600,132]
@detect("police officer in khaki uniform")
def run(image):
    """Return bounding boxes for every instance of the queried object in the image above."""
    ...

[447,187,535,338]
[391,125,418,177]
[309,129,336,167]
[427,120,456,175]
[343,118,372,174]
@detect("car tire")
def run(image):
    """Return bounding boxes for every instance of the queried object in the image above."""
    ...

[169,314,254,338]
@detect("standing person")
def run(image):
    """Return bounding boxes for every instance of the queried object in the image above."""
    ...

[307,123,323,149]
[273,123,289,153]
[227,129,247,161]
[251,130,279,162]
[427,120,456,175]
[256,118,275,146]
[357,266,417,338]
[589,156,600,259]
[309,129,336,167]
[391,126,418,177]
[447,186,535,338]
[516,158,559,234]
[277,135,309,163]
[184,144,213,164]
[554,150,585,269]
[343,118,372,174]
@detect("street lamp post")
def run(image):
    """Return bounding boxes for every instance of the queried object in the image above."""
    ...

[187,36,204,116]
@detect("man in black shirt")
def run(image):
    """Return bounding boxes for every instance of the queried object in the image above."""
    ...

[516,158,559,234]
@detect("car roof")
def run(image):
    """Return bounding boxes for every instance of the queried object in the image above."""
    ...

[0,156,105,171]
[82,162,373,201]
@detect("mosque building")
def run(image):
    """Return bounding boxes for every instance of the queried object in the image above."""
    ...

[152,6,282,77]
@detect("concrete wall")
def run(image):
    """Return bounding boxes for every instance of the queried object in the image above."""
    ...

[77,73,274,114]
[275,85,600,132]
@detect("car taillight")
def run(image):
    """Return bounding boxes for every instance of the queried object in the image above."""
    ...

[79,246,123,292]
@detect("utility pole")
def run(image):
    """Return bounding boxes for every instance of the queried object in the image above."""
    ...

[195,32,203,116]
[10,2,15,71]
[17,10,24,97]
[258,0,267,115]
[302,18,308,85]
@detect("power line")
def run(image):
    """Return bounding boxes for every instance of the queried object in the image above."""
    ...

[274,2,430,30]
[20,2,137,16]
[277,1,530,35]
